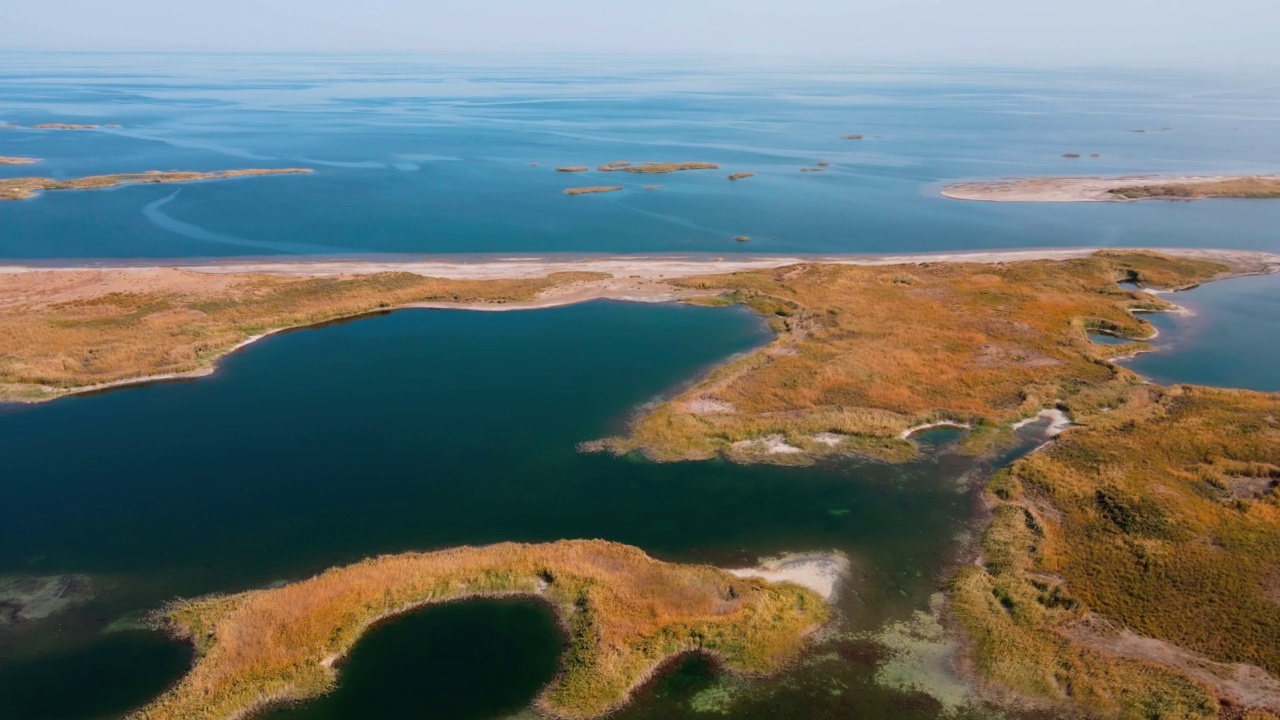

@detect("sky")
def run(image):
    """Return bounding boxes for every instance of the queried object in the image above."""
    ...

[3,0,1277,65]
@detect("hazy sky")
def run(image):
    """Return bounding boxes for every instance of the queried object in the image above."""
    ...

[4,0,1277,65]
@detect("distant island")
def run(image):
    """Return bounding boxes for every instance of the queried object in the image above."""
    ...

[612,161,718,174]
[564,185,623,195]
[941,174,1280,202]
[0,156,40,165]
[728,172,755,181]
[555,166,589,172]
[0,168,313,201]
[30,123,100,130]
[133,540,827,720]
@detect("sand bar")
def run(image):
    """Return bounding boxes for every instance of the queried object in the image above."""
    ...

[6,247,1274,281]
[940,174,1280,202]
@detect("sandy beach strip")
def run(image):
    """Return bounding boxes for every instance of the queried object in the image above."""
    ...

[940,174,1280,202]
[5,248,1277,281]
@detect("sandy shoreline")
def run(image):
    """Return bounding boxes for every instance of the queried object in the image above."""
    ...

[4,248,1277,405]
[940,174,1280,203]
[4,247,1278,280]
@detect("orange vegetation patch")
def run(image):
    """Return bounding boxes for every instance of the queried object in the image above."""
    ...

[587,252,1235,463]
[133,540,826,720]
[954,386,1280,717]
[0,168,313,201]
[0,268,607,403]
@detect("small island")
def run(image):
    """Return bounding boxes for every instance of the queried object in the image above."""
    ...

[30,123,100,130]
[132,540,827,720]
[0,156,40,165]
[0,168,313,201]
[555,166,589,172]
[596,161,633,171]
[727,172,755,181]
[940,174,1280,202]
[564,185,623,195]
[613,162,718,174]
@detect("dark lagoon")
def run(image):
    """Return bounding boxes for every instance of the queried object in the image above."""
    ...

[0,301,1017,719]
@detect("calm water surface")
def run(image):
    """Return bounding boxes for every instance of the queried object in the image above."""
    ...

[1125,272,1280,392]
[3,54,1280,259]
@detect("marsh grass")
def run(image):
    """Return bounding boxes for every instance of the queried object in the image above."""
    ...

[0,270,606,402]
[593,253,1230,464]
[1109,178,1280,200]
[130,540,826,720]
[953,386,1280,717]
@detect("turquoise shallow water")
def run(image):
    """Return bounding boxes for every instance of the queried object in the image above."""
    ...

[3,54,1280,259]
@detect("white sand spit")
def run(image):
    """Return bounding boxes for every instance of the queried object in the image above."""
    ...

[731,434,803,454]
[728,552,848,601]
[1013,408,1073,436]
[898,421,970,440]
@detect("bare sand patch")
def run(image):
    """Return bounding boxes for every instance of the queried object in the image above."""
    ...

[728,552,848,601]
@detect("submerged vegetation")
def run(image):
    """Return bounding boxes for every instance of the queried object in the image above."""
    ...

[0,268,606,402]
[131,540,826,720]
[0,168,312,201]
[590,252,1238,464]
[954,386,1280,718]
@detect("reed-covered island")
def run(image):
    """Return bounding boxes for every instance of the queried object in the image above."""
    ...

[130,540,827,720]
[0,168,313,201]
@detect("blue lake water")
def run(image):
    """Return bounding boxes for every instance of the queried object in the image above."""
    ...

[4,54,1280,259]
[2,53,1279,720]
[1125,272,1280,392]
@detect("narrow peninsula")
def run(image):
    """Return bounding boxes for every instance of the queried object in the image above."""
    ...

[941,174,1280,202]
[132,540,826,720]
[0,168,313,201]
